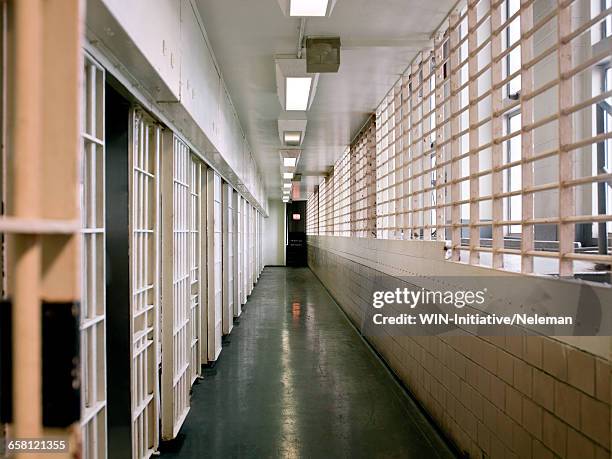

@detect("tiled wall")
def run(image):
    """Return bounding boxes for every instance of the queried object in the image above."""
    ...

[308,236,611,459]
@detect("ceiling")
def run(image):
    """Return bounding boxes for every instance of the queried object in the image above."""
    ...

[195,0,456,200]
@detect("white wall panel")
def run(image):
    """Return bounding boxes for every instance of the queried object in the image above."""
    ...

[179,0,220,148]
[89,0,268,212]
[264,199,286,266]
[99,0,180,99]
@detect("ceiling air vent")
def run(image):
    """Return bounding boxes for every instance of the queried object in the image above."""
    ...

[306,37,341,73]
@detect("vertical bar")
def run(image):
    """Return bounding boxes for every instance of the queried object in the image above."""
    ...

[410,61,420,239]
[434,33,446,241]
[557,0,574,276]
[467,0,480,264]
[423,51,433,240]
[11,0,44,441]
[449,12,462,261]
[491,0,504,269]
[366,121,377,237]
[520,0,535,273]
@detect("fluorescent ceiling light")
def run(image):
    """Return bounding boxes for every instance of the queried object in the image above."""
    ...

[286,77,312,111]
[290,0,329,16]
[283,157,297,167]
[283,172,294,180]
[284,131,302,146]
[283,183,292,189]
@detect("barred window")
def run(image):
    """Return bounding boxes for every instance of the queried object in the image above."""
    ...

[306,0,612,281]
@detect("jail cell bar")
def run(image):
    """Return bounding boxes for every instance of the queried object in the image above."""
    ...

[161,133,192,440]
[207,170,223,361]
[249,204,255,294]
[258,212,263,276]
[189,155,204,383]
[81,54,108,459]
[232,190,242,317]
[0,1,82,456]
[222,182,234,335]
[241,197,249,305]
[129,109,161,458]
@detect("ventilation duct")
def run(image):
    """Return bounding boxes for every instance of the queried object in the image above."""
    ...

[306,37,341,73]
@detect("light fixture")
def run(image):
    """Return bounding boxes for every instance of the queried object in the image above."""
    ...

[283,131,302,146]
[283,172,294,180]
[289,0,329,16]
[276,0,337,17]
[275,59,319,112]
[286,77,312,111]
[283,157,297,167]
[283,183,292,189]
[278,119,307,146]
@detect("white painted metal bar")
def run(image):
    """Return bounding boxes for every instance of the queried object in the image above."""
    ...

[241,196,248,304]
[161,132,191,440]
[189,154,203,381]
[129,108,160,459]
[237,196,245,308]
[81,54,107,459]
[198,164,209,367]
[206,169,222,361]
[249,204,255,294]
[222,181,234,335]
[232,190,241,317]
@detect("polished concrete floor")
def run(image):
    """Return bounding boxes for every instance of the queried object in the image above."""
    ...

[163,267,455,458]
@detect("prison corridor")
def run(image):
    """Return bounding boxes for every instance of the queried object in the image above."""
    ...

[161,267,455,458]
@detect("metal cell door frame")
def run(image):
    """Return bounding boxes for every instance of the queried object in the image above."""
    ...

[249,205,254,294]
[81,53,108,459]
[189,155,203,382]
[128,108,161,459]
[199,165,208,367]
[258,212,263,277]
[232,190,241,317]
[241,197,248,305]
[206,169,222,361]
[222,182,233,335]
[160,132,191,440]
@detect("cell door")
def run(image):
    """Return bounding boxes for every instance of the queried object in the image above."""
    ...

[258,213,263,276]
[81,54,108,459]
[241,197,248,305]
[244,203,251,297]
[256,211,261,279]
[189,155,203,382]
[160,133,191,440]
[206,170,222,361]
[249,205,255,294]
[222,182,234,335]
[232,191,241,317]
[129,109,160,459]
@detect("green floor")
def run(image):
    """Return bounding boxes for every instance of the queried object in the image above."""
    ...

[162,267,456,458]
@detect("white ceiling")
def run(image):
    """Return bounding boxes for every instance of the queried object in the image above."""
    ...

[195,0,456,200]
